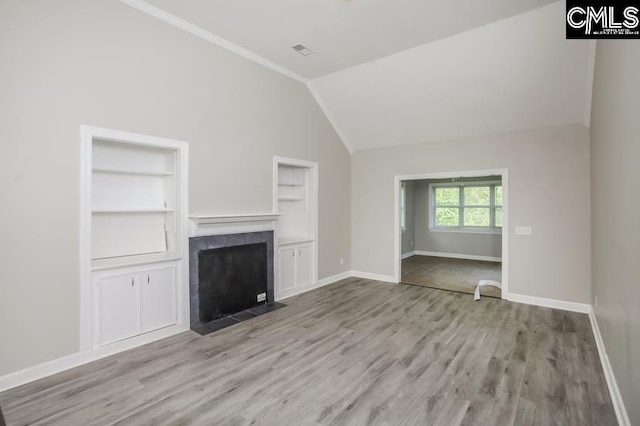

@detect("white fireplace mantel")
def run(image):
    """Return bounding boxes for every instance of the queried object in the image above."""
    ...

[189,213,281,237]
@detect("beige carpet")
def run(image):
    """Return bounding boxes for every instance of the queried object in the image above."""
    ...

[402,255,502,298]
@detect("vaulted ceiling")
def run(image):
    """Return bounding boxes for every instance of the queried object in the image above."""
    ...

[140,0,557,79]
[310,2,593,151]
[124,0,593,152]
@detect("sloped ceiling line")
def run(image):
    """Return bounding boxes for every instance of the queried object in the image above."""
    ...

[306,82,354,154]
[121,1,592,154]
[121,0,358,154]
[309,2,592,151]
[120,0,308,83]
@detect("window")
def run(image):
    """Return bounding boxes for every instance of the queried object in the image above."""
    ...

[430,181,502,233]
[400,181,407,231]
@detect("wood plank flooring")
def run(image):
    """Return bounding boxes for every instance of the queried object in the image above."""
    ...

[0,278,616,425]
[402,255,502,298]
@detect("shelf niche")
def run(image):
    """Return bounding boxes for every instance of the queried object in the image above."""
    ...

[276,164,311,241]
[91,139,178,263]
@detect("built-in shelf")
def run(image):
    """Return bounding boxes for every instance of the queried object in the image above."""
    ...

[93,167,174,176]
[91,138,178,260]
[92,252,180,271]
[276,165,307,206]
[273,157,318,299]
[278,236,314,246]
[277,164,309,205]
[81,126,189,355]
[92,208,174,213]
[275,162,311,237]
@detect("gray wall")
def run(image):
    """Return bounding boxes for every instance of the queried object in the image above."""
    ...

[412,179,502,259]
[401,181,415,255]
[590,40,640,425]
[0,0,350,376]
[352,123,591,303]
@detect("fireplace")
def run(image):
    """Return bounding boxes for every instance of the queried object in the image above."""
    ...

[189,231,283,335]
[198,242,267,322]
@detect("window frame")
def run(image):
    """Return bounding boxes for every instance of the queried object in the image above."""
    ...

[429,180,502,234]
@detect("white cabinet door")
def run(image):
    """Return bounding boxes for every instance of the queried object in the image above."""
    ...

[141,267,176,333]
[99,273,140,345]
[296,245,312,288]
[279,247,296,292]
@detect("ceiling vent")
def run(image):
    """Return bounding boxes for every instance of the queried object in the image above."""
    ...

[291,44,314,56]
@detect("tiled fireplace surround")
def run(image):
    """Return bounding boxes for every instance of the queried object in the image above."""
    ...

[189,230,283,335]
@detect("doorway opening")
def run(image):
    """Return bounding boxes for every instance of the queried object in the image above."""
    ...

[394,170,508,299]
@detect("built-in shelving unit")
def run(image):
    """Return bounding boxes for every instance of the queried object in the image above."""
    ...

[276,164,310,239]
[80,126,189,354]
[273,157,318,300]
[278,167,307,202]
[91,139,178,265]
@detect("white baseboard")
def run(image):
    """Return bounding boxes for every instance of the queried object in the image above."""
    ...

[486,292,629,423]
[401,251,415,260]
[277,271,351,301]
[317,271,352,286]
[589,310,631,426]
[0,323,190,393]
[4,274,622,426]
[1,271,353,393]
[506,293,591,313]
[350,270,397,283]
[414,250,501,263]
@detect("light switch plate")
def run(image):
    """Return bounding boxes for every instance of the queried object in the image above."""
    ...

[515,226,532,235]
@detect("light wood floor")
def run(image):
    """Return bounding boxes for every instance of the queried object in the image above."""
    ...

[0,278,615,425]
[402,255,503,298]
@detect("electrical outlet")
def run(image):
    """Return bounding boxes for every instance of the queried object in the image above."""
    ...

[340,258,344,265]
[257,292,266,302]
[411,240,414,247]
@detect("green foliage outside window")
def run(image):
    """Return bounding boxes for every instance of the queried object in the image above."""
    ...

[464,187,490,206]
[435,207,459,226]
[434,187,459,206]
[464,207,490,227]
[433,184,502,229]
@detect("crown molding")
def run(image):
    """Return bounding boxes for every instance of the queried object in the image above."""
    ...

[121,0,307,84]
[121,0,357,155]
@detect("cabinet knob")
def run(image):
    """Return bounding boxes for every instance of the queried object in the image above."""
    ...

[147,274,150,284]
[298,249,302,256]
[131,277,134,287]
[291,251,295,257]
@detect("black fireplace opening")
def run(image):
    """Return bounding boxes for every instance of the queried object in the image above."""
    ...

[197,242,268,323]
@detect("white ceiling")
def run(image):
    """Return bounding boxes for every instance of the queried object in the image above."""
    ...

[310,2,593,151]
[126,0,593,153]
[141,0,556,79]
